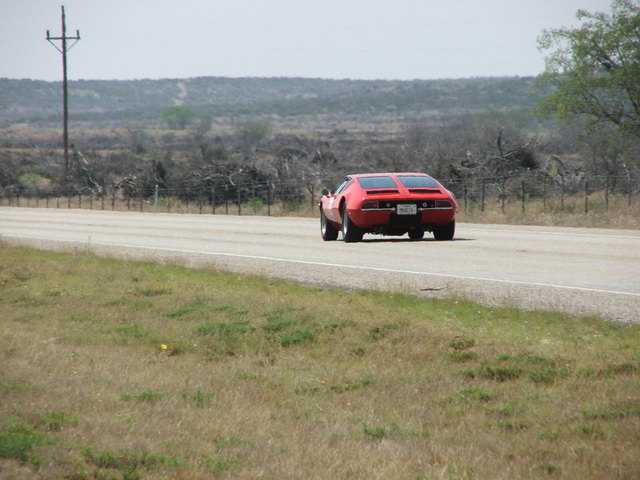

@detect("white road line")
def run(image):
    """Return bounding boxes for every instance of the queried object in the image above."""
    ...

[4,233,640,298]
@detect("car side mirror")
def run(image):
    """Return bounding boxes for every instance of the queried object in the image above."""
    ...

[321,189,330,196]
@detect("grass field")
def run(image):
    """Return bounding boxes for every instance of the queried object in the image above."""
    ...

[1,245,639,479]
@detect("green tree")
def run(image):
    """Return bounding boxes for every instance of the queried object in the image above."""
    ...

[238,119,273,145]
[162,105,197,130]
[536,0,640,141]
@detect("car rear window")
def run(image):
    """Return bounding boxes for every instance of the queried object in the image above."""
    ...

[397,175,440,188]
[357,176,398,189]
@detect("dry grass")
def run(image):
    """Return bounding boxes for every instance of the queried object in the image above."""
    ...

[1,246,639,479]
[456,192,640,230]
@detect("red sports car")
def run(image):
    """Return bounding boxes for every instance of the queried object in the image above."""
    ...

[319,172,457,242]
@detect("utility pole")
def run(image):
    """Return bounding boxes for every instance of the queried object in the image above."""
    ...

[46,5,80,185]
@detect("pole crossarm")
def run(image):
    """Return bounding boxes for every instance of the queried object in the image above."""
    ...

[46,32,81,53]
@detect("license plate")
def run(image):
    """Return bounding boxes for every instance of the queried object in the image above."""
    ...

[397,203,417,215]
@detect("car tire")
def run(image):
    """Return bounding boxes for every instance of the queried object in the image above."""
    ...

[320,210,339,241]
[341,205,363,243]
[433,220,455,241]
[408,227,425,240]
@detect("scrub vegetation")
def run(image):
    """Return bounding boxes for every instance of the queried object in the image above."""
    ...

[1,245,639,479]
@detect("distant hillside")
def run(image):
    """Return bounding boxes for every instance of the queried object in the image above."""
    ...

[0,76,537,128]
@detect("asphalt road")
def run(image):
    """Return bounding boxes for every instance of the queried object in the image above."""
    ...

[1,207,639,324]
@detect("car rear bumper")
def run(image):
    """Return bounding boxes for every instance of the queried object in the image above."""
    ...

[348,208,455,229]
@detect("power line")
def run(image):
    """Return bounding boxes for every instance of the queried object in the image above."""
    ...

[46,5,80,184]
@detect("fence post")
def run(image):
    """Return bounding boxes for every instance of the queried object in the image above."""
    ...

[481,178,485,213]
[268,184,272,216]
[521,180,525,214]
[154,185,159,208]
[605,176,609,213]
[211,186,216,214]
[281,182,286,212]
[252,184,256,215]
[501,176,506,214]
[584,180,589,214]
[463,185,468,214]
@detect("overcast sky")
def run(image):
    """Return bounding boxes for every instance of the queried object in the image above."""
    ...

[1,0,613,82]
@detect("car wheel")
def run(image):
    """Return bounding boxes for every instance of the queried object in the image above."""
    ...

[408,227,425,240]
[433,220,455,241]
[320,210,339,241]
[341,205,363,243]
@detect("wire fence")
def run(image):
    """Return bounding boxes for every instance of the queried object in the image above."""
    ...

[1,172,638,218]
[0,181,311,216]
[447,172,639,215]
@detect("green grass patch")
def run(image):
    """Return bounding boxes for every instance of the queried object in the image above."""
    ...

[581,399,640,421]
[166,298,209,318]
[132,286,172,297]
[194,321,255,337]
[448,350,479,362]
[113,323,150,339]
[40,410,78,431]
[122,390,167,403]
[470,353,574,384]
[82,447,179,478]
[182,389,215,408]
[443,387,497,404]
[449,336,476,350]
[362,422,392,439]
[0,423,47,463]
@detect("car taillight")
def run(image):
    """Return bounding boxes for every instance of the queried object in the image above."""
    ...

[435,200,452,208]
[361,201,379,210]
